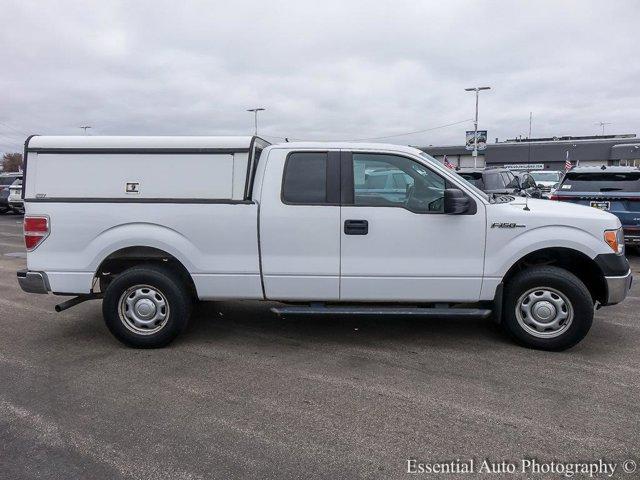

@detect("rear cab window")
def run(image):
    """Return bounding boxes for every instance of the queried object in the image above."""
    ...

[561,171,640,192]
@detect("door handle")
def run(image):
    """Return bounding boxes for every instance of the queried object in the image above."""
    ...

[344,219,368,235]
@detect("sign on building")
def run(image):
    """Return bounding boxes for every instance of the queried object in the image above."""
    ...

[465,130,487,151]
[503,163,544,170]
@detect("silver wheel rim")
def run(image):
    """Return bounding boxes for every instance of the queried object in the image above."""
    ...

[515,287,573,339]
[118,284,170,335]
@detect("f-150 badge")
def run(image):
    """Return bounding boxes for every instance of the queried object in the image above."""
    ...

[491,222,526,228]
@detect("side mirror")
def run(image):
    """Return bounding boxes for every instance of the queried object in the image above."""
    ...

[444,188,469,214]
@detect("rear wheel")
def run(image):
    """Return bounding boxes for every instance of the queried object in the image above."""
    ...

[503,266,593,351]
[102,265,192,348]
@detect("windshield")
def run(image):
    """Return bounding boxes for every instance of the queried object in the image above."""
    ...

[0,176,20,186]
[561,171,640,192]
[418,152,490,201]
[502,171,519,188]
[530,171,560,182]
[484,172,505,190]
[458,172,485,189]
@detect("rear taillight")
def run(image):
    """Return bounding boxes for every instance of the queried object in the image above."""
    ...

[23,216,50,251]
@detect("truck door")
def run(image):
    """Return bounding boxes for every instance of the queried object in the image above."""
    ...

[259,149,341,300]
[339,151,486,302]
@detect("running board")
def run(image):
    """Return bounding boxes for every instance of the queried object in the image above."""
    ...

[271,305,492,319]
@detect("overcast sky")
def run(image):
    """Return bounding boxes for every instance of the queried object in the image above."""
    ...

[1,0,639,153]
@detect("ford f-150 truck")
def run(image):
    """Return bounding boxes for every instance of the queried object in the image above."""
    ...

[17,136,632,350]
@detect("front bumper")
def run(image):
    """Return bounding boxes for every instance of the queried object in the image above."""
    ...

[604,270,633,305]
[17,270,50,294]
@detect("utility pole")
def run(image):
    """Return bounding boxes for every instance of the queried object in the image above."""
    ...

[464,86,491,167]
[528,112,532,139]
[596,121,611,136]
[79,126,91,135]
[246,108,265,136]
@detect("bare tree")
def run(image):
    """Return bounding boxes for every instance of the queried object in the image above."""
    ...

[2,152,23,172]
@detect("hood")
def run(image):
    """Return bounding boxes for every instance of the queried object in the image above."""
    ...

[507,197,618,222]
[487,197,621,244]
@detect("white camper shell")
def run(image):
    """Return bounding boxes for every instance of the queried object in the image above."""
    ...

[24,136,269,201]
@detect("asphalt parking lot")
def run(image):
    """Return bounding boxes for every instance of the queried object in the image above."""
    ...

[1,213,639,479]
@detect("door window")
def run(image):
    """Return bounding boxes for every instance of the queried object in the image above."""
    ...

[352,154,445,213]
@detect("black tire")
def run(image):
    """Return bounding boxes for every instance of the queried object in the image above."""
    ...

[502,266,593,351]
[0,207,9,214]
[102,264,192,348]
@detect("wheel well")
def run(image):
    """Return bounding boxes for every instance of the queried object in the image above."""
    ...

[502,248,607,304]
[95,246,197,298]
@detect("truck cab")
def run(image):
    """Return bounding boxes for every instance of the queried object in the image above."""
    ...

[17,136,632,350]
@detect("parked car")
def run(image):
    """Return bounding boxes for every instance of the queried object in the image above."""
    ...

[8,178,24,213]
[551,166,640,246]
[0,173,22,214]
[529,170,561,198]
[457,168,525,197]
[513,171,543,198]
[18,136,631,351]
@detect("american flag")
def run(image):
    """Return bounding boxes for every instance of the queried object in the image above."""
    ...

[564,151,573,171]
[443,155,454,169]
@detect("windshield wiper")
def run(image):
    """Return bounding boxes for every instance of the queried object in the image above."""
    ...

[600,187,622,192]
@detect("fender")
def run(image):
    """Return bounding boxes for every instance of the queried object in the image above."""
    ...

[485,224,607,279]
[88,222,198,274]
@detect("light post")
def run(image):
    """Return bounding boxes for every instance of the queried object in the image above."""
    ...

[246,108,266,135]
[79,126,91,135]
[596,121,611,136]
[464,86,491,167]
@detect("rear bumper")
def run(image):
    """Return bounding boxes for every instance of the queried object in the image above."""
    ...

[17,270,50,294]
[603,270,632,305]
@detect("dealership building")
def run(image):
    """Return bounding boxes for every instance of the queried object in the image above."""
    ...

[418,134,640,170]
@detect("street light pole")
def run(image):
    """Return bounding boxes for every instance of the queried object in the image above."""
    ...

[246,108,266,136]
[79,126,91,135]
[596,121,611,136]
[464,86,491,167]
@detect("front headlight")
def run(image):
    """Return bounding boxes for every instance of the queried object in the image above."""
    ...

[604,227,624,254]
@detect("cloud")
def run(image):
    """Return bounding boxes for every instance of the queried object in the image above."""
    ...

[1,0,639,153]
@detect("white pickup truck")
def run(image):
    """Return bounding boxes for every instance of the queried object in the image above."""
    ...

[17,136,632,350]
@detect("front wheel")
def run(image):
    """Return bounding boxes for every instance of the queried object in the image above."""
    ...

[503,266,594,351]
[102,265,192,348]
